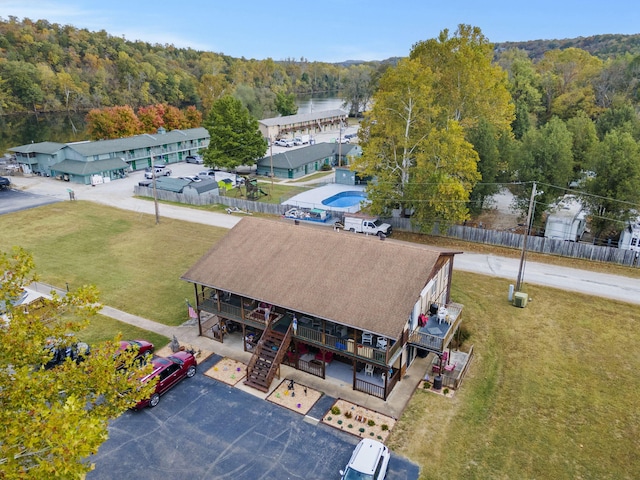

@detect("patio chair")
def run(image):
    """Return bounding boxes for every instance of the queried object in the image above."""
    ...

[376,337,388,349]
[364,364,374,376]
[361,332,373,346]
[444,362,457,372]
[432,364,441,374]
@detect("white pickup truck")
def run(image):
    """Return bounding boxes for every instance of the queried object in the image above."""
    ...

[339,215,392,237]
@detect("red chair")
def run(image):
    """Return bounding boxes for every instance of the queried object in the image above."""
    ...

[432,364,441,374]
[315,351,333,364]
[444,362,457,372]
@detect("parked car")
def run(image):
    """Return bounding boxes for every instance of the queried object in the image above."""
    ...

[340,439,390,480]
[198,170,216,178]
[144,167,172,179]
[274,138,294,147]
[119,339,155,359]
[0,176,10,189]
[179,175,202,182]
[116,339,155,369]
[43,338,91,370]
[185,155,204,164]
[134,351,197,409]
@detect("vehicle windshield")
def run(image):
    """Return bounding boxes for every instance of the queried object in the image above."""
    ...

[372,219,382,227]
[343,467,373,480]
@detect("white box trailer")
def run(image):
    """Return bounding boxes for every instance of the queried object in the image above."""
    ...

[619,215,640,252]
[544,195,586,242]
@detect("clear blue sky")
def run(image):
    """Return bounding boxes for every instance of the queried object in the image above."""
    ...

[2,0,639,62]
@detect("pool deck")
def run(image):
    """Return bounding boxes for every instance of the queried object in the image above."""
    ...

[283,183,366,213]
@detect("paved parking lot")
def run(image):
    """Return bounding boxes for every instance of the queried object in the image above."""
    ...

[0,185,60,215]
[87,354,420,479]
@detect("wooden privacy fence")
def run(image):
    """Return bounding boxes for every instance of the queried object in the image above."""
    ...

[446,224,640,267]
[134,186,288,215]
[135,186,639,267]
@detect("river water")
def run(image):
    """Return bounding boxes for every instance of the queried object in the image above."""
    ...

[0,95,344,156]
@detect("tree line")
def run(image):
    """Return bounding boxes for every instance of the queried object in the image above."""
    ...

[0,16,386,118]
[354,25,640,243]
[3,16,640,242]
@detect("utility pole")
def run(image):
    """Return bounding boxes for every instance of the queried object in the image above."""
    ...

[338,120,343,167]
[269,136,274,195]
[516,181,536,291]
[151,152,160,224]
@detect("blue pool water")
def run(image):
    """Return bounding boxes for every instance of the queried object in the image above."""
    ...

[321,191,367,208]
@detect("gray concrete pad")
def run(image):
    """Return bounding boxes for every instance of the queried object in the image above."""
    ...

[87,354,420,479]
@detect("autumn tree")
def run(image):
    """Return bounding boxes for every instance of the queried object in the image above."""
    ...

[198,73,232,112]
[410,24,515,132]
[203,95,267,170]
[0,247,155,478]
[353,25,512,230]
[85,105,142,139]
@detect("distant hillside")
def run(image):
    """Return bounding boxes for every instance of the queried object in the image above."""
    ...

[495,33,640,60]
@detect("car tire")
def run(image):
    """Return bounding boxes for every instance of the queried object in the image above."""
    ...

[186,365,197,378]
[349,228,356,233]
[149,393,160,408]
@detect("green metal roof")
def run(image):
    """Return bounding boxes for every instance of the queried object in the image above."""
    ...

[257,143,359,169]
[65,127,209,156]
[50,158,128,175]
[10,142,65,154]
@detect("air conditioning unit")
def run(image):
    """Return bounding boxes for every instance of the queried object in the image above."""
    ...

[513,292,528,308]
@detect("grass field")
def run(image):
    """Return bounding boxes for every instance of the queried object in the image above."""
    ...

[0,201,227,326]
[389,271,640,479]
[1,201,639,478]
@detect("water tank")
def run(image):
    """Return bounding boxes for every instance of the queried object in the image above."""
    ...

[433,375,443,390]
[429,303,438,315]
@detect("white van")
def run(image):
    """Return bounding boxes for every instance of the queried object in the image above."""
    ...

[340,439,390,480]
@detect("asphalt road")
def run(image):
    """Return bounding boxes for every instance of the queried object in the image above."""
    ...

[455,253,640,306]
[87,355,420,480]
[6,161,640,306]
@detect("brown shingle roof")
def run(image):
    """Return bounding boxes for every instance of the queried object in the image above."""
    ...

[181,217,459,339]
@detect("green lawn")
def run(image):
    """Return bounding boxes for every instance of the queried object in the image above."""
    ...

[389,271,640,479]
[0,201,227,326]
[1,201,639,478]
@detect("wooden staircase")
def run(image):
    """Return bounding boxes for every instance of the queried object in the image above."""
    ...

[245,324,292,392]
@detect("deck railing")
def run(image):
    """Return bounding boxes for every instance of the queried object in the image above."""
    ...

[295,325,391,366]
[354,378,385,400]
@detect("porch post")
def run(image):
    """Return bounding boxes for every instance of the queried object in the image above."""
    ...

[194,283,202,337]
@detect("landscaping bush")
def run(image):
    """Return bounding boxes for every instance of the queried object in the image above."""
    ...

[367,419,375,427]
[381,424,389,431]
[331,406,341,415]
[344,411,353,419]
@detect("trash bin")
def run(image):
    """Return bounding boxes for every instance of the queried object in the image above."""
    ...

[433,375,443,390]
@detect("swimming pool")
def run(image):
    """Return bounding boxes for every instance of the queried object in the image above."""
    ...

[321,191,367,208]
